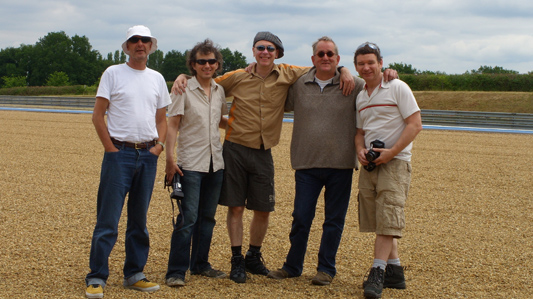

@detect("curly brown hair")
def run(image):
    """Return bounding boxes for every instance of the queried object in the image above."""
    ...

[186,39,223,77]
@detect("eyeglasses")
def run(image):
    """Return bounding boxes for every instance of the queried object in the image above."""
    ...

[357,42,379,51]
[195,59,218,65]
[128,36,152,44]
[256,45,276,53]
[316,51,335,58]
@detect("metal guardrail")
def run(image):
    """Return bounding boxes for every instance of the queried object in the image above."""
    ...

[0,95,95,108]
[1,95,532,130]
[420,110,533,130]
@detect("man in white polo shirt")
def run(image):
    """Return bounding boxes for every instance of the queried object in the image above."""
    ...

[354,42,422,299]
[85,25,171,299]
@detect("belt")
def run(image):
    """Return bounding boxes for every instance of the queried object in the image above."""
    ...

[111,138,156,149]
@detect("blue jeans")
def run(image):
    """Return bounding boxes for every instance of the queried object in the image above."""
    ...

[166,168,223,279]
[282,168,353,278]
[86,145,159,287]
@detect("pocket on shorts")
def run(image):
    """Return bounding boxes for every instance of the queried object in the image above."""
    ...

[382,203,405,230]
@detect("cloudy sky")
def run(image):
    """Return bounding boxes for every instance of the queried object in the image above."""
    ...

[2,0,532,75]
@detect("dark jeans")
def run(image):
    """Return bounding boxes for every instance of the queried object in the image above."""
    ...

[166,168,223,279]
[282,168,353,278]
[86,145,158,287]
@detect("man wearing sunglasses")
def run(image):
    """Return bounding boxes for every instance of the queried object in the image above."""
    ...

[354,42,421,299]
[164,39,228,287]
[172,31,355,284]
[85,25,170,299]
[266,37,398,286]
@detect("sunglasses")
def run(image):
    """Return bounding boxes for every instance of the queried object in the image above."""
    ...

[128,36,152,44]
[256,45,276,53]
[357,42,379,51]
[195,59,218,65]
[317,51,335,58]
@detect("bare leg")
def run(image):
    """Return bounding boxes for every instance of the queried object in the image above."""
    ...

[388,238,399,260]
[249,210,270,247]
[227,206,245,247]
[374,234,394,261]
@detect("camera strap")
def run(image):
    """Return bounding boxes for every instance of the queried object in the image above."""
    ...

[170,196,184,230]
[164,175,184,230]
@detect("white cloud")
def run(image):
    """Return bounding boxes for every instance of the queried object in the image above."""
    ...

[1,0,532,74]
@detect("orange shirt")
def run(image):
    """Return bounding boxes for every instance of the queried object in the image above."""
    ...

[215,63,309,149]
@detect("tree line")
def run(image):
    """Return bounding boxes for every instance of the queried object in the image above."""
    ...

[0,31,248,88]
[386,62,533,92]
[2,31,532,92]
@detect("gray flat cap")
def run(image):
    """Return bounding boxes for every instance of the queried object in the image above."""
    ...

[253,31,284,59]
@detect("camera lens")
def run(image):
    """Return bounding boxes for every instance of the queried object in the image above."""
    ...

[365,150,379,162]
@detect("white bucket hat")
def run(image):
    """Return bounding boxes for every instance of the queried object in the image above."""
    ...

[121,25,158,55]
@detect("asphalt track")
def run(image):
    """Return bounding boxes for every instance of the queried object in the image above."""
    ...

[2,106,532,135]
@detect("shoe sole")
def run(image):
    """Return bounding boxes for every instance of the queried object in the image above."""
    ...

[245,268,269,276]
[363,290,382,298]
[85,293,103,299]
[166,281,186,287]
[365,281,406,289]
[124,285,160,293]
[230,277,246,283]
[384,282,406,289]
[267,274,288,280]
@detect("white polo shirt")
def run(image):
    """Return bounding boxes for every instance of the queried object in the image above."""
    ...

[356,78,420,161]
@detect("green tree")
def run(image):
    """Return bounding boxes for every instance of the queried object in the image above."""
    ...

[0,45,32,80]
[387,62,418,74]
[469,65,519,74]
[147,49,164,72]
[70,35,102,85]
[160,50,189,82]
[1,75,26,88]
[46,71,70,86]
[220,48,248,73]
[113,50,120,63]
[28,31,103,86]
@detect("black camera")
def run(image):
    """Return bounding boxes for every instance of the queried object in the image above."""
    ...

[364,139,385,172]
[170,172,184,199]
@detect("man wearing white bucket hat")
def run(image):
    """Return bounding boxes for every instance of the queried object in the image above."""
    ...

[85,25,171,299]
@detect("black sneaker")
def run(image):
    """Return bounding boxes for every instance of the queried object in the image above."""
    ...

[383,264,406,289]
[244,251,270,275]
[230,255,246,283]
[363,267,385,298]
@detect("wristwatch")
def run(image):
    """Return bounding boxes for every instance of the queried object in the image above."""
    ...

[156,141,165,150]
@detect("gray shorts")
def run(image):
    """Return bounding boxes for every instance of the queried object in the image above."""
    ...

[219,141,275,212]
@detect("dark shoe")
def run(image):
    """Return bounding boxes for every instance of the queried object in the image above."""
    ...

[245,251,270,275]
[192,268,227,278]
[230,255,246,283]
[384,264,406,289]
[363,267,385,298]
[311,271,333,285]
[267,268,290,280]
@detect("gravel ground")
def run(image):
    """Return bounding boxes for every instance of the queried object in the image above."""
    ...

[0,110,532,298]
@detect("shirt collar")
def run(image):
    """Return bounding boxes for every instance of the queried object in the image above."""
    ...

[187,76,218,91]
[303,66,341,84]
[363,77,389,91]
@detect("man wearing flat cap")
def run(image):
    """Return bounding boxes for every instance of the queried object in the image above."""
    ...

[172,31,355,284]
[85,25,171,299]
